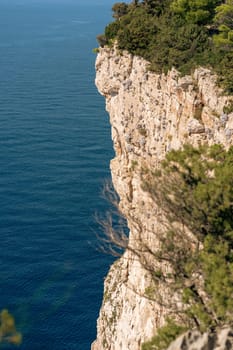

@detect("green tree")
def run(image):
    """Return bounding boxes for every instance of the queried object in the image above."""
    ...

[112,2,129,19]
[171,0,220,24]
[214,50,233,93]
[214,0,233,47]
[105,21,120,42]
[141,144,233,333]
[144,144,233,240]
[117,7,158,54]
[142,0,170,15]
[215,0,233,29]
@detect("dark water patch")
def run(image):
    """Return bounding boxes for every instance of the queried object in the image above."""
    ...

[0,2,113,349]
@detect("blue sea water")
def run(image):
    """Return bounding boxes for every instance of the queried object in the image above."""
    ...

[0,1,114,349]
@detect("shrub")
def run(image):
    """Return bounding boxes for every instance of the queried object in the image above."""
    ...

[142,319,187,350]
[96,34,107,47]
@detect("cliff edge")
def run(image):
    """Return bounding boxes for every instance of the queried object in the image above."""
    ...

[92,46,233,350]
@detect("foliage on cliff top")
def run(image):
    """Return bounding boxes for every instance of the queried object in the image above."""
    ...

[141,144,233,348]
[97,0,233,93]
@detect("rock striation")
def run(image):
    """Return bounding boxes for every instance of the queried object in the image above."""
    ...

[92,46,233,350]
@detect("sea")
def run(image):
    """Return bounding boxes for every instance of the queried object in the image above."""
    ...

[0,1,115,349]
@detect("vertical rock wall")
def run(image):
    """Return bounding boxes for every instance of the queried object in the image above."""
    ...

[92,46,233,350]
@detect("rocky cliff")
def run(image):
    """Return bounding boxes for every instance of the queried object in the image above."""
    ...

[92,46,233,350]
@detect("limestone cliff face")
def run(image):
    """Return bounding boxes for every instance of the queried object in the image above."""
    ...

[92,46,233,350]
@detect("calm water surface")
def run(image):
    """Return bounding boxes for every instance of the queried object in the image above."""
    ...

[0,2,114,349]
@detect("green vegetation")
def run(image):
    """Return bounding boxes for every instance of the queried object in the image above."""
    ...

[140,144,233,348]
[97,0,233,93]
[144,144,233,241]
[0,309,22,346]
[92,47,100,54]
[214,0,233,47]
[223,100,233,113]
[142,319,187,350]
[130,160,138,171]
